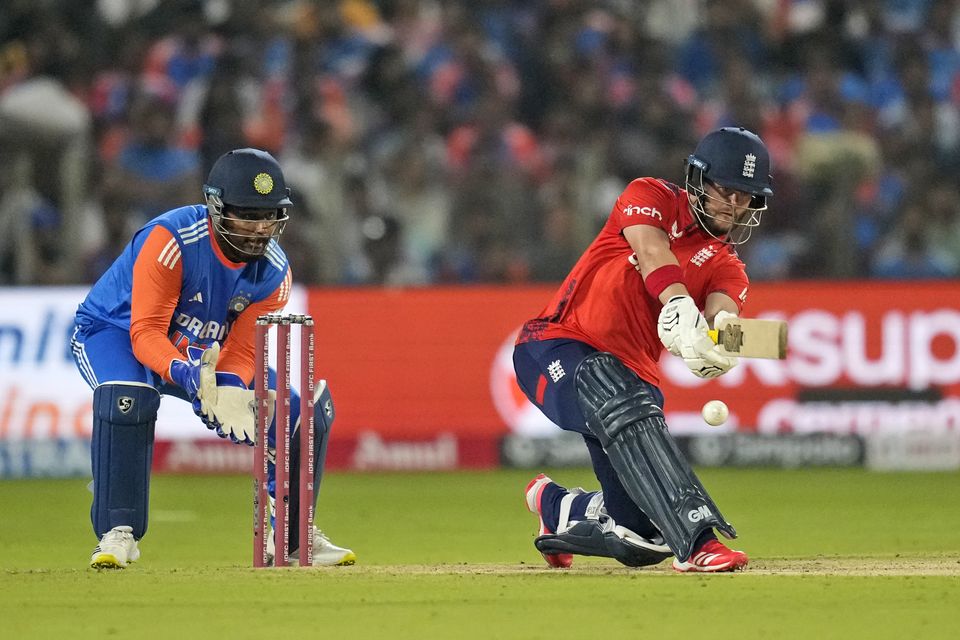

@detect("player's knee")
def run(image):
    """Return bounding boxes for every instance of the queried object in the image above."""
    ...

[574,352,662,444]
[92,382,160,456]
[315,380,335,433]
[94,382,161,425]
[291,382,335,437]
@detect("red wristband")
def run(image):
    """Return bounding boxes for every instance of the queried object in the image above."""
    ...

[644,264,684,299]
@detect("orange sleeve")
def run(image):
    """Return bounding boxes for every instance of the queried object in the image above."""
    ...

[217,268,292,385]
[130,225,187,381]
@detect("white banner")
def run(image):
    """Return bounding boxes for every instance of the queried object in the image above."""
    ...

[0,285,306,440]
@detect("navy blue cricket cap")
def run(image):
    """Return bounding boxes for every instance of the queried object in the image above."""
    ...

[688,127,773,197]
[202,148,293,209]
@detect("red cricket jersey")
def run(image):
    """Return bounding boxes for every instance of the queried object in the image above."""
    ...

[517,177,749,386]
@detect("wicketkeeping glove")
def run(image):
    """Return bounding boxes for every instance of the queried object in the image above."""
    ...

[169,343,219,400]
[197,369,275,446]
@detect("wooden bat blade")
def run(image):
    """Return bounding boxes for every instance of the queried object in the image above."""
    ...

[708,318,788,359]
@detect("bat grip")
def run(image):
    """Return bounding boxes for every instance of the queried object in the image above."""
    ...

[708,329,719,344]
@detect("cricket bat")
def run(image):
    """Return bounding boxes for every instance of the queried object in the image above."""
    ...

[708,317,788,359]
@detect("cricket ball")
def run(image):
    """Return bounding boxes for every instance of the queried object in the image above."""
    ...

[701,400,729,426]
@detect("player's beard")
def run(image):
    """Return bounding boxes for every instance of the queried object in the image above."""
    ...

[238,236,270,257]
[701,207,738,239]
[215,229,269,262]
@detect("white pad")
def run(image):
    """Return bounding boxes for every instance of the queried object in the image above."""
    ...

[556,487,585,534]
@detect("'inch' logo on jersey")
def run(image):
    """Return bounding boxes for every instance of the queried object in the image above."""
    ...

[622,205,661,220]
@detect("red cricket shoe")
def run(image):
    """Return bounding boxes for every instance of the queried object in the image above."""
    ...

[672,538,748,573]
[524,474,573,568]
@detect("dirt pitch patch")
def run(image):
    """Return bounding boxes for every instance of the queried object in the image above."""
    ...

[312,557,960,577]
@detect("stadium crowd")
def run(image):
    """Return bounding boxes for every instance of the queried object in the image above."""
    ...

[1,0,959,285]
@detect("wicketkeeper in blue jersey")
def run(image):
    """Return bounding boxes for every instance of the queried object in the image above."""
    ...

[72,148,355,568]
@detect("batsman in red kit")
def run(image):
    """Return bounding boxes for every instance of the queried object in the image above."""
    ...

[514,127,773,572]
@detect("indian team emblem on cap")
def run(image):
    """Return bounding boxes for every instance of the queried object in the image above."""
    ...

[253,172,274,195]
[742,153,756,178]
[229,295,251,314]
[117,397,134,414]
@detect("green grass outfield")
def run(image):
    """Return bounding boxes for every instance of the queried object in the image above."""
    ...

[2,468,958,639]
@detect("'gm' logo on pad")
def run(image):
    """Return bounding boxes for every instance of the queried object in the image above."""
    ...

[117,397,134,414]
[688,505,713,522]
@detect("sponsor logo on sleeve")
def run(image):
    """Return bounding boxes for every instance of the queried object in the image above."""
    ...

[623,205,662,220]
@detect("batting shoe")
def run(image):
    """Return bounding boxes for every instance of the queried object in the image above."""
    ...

[672,538,748,573]
[305,527,357,567]
[525,473,573,568]
[268,527,357,566]
[90,525,140,569]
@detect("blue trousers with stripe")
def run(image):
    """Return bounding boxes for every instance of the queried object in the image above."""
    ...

[513,338,661,539]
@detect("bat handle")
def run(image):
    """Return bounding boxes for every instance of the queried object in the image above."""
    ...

[708,329,719,344]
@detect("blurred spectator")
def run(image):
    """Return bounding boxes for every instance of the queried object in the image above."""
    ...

[339,169,422,286]
[141,3,219,97]
[528,198,585,282]
[925,181,960,271]
[281,119,355,284]
[0,147,62,284]
[675,0,768,97]
[0,3,92,283]
[101,90,201,226]
[0,0,959,285]
[871,201,955,277]
[384,139,451,283]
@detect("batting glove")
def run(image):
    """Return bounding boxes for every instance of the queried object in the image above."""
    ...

[657,295,710,357]
[712,309,738,330]
[682,349,738,378]
[679,309,740,378]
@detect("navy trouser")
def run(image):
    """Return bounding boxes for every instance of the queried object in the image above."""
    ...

[513,338,661,538]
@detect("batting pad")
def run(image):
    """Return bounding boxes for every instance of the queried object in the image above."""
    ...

[575,353,736,562]
[91,382,161,539]
[535,520,673,568]
[286,380,335,551]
